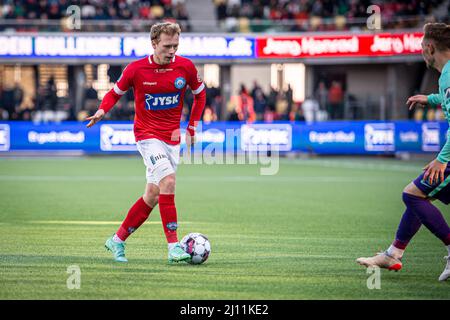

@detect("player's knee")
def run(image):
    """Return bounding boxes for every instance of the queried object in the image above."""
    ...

[143,193,158,208]
[159,174,176,194]
[403,182,426,199]
[143,185,159,207]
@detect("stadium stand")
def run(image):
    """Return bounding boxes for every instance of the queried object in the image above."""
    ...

[213,0,450,32]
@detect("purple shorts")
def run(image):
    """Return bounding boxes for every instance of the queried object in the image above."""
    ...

[413,162,450,205]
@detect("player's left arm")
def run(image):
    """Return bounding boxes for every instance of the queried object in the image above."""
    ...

[186,61,206,145]
[424,74,450,185]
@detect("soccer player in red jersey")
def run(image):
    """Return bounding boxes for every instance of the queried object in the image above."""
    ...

[86,22,206,263]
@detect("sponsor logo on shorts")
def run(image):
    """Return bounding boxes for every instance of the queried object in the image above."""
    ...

[420,179,433,188]
[149,153,167,165]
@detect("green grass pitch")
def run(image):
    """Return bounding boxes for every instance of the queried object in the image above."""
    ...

[0,155,449,299]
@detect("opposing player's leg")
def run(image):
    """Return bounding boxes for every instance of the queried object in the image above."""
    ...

[356,183,425,271]
[357,166,450,279]
[411,169,450,281]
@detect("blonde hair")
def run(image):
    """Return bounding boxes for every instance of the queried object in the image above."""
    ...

[423,23,450,51]
[150,22,181,43]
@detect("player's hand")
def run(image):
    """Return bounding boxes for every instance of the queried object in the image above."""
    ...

[86,109,105,128]
[423,159,447,185]
[186,131,196,151]
[406,95,428,110]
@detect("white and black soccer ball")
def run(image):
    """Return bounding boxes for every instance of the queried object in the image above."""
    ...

[180,233,211,265]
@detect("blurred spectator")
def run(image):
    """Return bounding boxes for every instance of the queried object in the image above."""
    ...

[251,81,266,121]
[34,86,47,111]
[203,106,218,124]
[285,84,294,114]
[83,83,99,114]
[13,83,24,110]
[315,81,328,112]
[2,85,16,120]
[263,106,275,123]
[328,81,344,120]
[62,102,77,121]
[215,0,228,24]
[301,96,320,123]
[275,90,289,120]
[235,84,256,122]
[45,77,58,111]
[210,95,222,121]
[111,101,130,120]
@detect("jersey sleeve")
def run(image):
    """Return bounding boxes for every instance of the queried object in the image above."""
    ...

[437,72,450,163]
[99,63,134,113]
[113,64,134,95]
[427,93,442,107]
[186,60,205,95]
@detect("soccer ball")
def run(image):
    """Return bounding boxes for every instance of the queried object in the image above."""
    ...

[180,233,211,264]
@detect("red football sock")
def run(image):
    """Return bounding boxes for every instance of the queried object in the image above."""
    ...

[158,194,178,243]
[116,197,152,241]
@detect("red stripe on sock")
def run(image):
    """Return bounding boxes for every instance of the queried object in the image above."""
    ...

[116,197,152,241]
[159,194,178,243]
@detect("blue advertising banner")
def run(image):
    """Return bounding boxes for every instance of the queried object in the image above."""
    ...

[0,35,256,60]
[0,121,448,155]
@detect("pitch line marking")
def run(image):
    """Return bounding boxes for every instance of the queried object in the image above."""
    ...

[0,175,399,182]
[26,220,201,225]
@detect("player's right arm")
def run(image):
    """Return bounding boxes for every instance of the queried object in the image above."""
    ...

[406,94,440,110]
[86,64,134,128]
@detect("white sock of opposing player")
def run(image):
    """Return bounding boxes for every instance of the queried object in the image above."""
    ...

[446,245,450,256]
[387,245,404,259]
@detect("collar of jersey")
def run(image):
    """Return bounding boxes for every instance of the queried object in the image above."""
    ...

[148,55,176,66]
[443,60,450,75]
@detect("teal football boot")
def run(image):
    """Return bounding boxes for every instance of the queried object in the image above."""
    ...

[168,243,191,263]
[105,236,128,262]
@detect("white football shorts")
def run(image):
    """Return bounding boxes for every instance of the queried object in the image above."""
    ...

[136,138,180,185]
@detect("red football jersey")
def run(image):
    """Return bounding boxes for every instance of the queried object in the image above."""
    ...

[112,55,204,144]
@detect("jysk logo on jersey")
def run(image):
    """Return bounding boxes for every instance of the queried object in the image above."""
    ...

[174,77,186,89]
[145,92,181,110]
[445,87,450,100]
[0,124,10,151]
